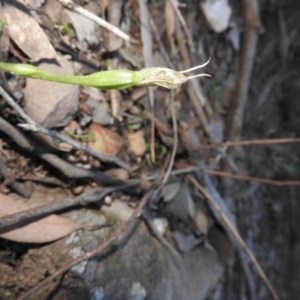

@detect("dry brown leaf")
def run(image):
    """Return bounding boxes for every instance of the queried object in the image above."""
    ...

[0,0,57,61]
[164,0,176,55]
[0,193,82,243]
[127,130,146,157]
[88,123,123,156]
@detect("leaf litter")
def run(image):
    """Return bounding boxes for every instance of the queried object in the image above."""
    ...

[0,0,299,299]
[0,193,83,243]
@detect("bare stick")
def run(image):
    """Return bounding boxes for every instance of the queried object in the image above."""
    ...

[0,183,135,231]
[187,175,279,300]
[146,164,205,181]
[226,0,262,140]
[142,206,182,267]
[21,123,130,169]
[138,0,155,162]
[0,166,208,232]
[0,116,118,185]
[16,174,66,187]
[162,91,178,185]
[169,0,194,48]
[143,110,173,135]
[149,17,175,70]
[205,169,300,186]
[199,137,300,150]
[57,0,130,42]
[175,25,217,143]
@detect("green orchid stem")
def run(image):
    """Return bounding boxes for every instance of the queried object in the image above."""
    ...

[0,62,137,90]
[0,60,211,90]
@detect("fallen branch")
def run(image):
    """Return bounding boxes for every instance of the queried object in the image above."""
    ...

[0,183,136,232]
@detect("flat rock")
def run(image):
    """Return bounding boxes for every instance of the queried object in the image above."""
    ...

[66,222,225,300]
[23,57,79,128]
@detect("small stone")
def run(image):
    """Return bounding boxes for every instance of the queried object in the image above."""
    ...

[104,196,112,205]
[200,0,232,33]
[72,186,84,195]
[152,218,168,235]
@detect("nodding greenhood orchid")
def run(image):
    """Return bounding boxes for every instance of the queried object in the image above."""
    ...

[0,59,210,90]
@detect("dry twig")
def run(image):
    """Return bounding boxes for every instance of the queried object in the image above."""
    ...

[199,137,300,150]
[162,91,178,185]
[187,175,279,300]
[138,0,156,162]
[142,206,182,267]
[56,0,130,42]
[169,0,194,48]
[143,110,173,136]
[175,25,217,143]
[16,174,66,187]
[149,17,175,69]
[0,116,118,185]
[0,86,130,169]
[226,0,262,140]
[205,169,300,186]
[0,183,135,232]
